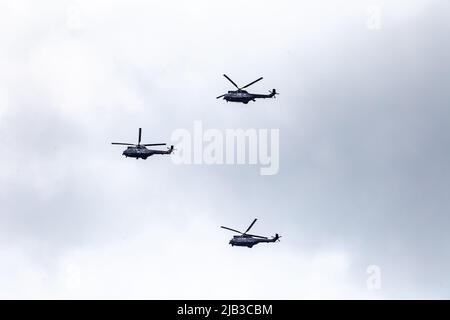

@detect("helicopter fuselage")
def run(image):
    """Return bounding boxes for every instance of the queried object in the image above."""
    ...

[123,145,173,160]
[222,89,277,104]
[229,234,279,248]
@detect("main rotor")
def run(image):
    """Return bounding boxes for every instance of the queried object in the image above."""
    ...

[111,128,166,148]
[216,74,264,99]
[220,218,268,239]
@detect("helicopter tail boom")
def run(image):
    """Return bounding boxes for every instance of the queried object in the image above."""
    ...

[251,89,278,99]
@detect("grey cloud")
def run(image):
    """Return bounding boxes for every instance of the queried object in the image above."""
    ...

[0,0,449,298]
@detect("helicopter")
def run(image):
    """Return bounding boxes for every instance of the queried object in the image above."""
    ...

[221,218,280,248]
[216,74,278,104]
[111,128,174,160]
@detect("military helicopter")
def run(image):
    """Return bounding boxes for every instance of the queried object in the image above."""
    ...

[111,128,174,160]
[221,218,280,248]
[216,74,278,104]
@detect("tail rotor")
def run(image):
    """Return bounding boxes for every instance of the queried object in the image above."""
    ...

[168,145,178,154]
[269,89,279,98]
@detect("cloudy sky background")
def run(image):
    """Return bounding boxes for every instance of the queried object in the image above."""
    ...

[0,0,449,299]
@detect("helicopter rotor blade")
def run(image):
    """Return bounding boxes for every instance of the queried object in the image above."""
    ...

[142,143,167,147]
[111,143,135,146]
[138,128,142,145]
[221,226,243,234]
[246,233,268,239]
[223,74,240,90]
[216,94,226,99]
[241,77,263,89]
[244,218,257,234]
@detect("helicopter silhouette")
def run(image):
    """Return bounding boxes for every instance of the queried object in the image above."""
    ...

[216,74,278,104]
[111,128,173,160]
[221,218,280,248]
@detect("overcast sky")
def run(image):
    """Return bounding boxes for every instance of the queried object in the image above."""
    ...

[0,0,449,299]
